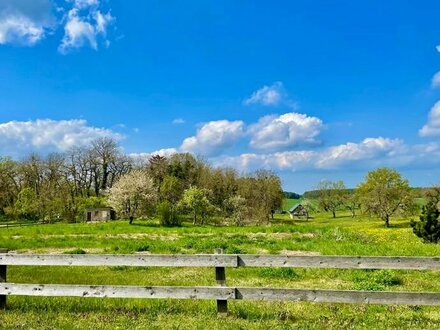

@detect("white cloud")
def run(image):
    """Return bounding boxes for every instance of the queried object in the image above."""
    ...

[315,137,404,169]
[180,120,244,156]
[0,0,116,52]
[59,0,114,53]
[437,45,440,53]
[0,119,122,156]
[129,148,178,160]
[248,112,323,150]
[243,81,299,109]
[215,137,406,172]
[432,71,440,88]
[172,118,185,125]
[419,101,440,137]
[244,81,284,106]
[0,0,54,45]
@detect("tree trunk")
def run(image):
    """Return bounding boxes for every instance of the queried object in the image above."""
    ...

[384,216,390,227]
[193,211,197,225]
[129,216,134,225]
[332,210,336,218]
[351,209,355,218]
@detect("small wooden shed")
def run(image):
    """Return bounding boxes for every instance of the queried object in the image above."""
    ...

[288,204,309,219]
[84,208,116,222]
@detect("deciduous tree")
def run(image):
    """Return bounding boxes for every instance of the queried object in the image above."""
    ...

[356,168,413,227]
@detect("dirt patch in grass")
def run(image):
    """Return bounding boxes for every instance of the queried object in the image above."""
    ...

[279,249,321,256]
[39,233,180,241]
[11,248,106,254]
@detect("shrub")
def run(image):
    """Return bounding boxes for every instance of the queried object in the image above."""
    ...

[411,202,440,243]
[157,201,181,226]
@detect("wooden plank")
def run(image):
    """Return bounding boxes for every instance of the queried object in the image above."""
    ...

[236,288,440,306]
[215,248,228,315]
[238,255,440,270]
[0,254,238,268]
[0,284,235,300]
[0,264,6,309]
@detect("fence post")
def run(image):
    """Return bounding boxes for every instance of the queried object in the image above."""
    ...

[214,248,228,315]
[0,248,8,309]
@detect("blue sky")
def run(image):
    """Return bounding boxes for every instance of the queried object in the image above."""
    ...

[1,0,440,192]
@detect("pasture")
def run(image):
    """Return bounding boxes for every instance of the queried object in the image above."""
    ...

[1,210,440,329]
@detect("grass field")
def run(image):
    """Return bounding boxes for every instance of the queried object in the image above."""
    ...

[1,210,440,329]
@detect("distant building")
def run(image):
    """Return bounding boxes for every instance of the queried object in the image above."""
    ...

[84,208,116,222]
[288,204,309,219]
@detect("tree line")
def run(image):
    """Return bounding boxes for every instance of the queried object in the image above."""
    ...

[0,138,284,225]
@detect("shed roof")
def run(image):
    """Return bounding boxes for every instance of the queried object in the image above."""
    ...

[288,204,303,213]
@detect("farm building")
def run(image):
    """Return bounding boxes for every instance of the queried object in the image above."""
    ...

[84,208,116,222]
[288,204,309,219]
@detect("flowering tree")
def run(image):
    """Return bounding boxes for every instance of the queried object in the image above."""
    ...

[108,169,157,224]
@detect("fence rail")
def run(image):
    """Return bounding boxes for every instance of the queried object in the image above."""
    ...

[2,254,440,270]
[2,250,440,313]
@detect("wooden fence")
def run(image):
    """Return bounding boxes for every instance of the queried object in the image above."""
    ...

[0,221,45,229]
[1,248,440,314]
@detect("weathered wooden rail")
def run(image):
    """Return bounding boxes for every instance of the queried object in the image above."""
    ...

[1,249,440,314]
[0,221,45,229]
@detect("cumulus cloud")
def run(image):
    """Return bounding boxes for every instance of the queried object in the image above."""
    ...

[244,82,284,106]
[248,112,323,150]
[316,137,404,169]
[243,81,299,109]
[215,137,406,172]
[59,0,114,53]
[0,119,122,156]
[0,0,115,52]
[432,72,440,88]
[0,0,55,45]
[129,148,178,164]
[419,101,440,137]
[180,120,245,156]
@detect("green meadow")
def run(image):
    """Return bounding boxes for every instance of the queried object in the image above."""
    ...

[1,210,440,329]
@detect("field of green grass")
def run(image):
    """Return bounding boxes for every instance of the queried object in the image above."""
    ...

[281,198,301,211]
[1,210,440,329]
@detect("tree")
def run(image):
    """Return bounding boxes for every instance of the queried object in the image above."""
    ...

[13,188,40,220]
[356,168,413,227]
[301,198,318,220]
[157,175,183,226]
[226,195,248,226]
[316,180,346,218]
[346,193,360,218]
[160,175,183,204]
[179,186,215,225]
[108,169,157,224]
[411,201,440,243]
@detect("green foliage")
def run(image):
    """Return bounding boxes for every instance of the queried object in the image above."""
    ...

[283,191,301,199]
[160,175,183,204]
[179,186,216,224]
[411,202,440,243]
[316,180,347,218]
[225,195,248,226]
[13,188,40,220]
[357,167,413,227]
[157,201,182,226]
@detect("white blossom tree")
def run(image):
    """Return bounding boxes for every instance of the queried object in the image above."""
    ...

[108,169,157,224]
